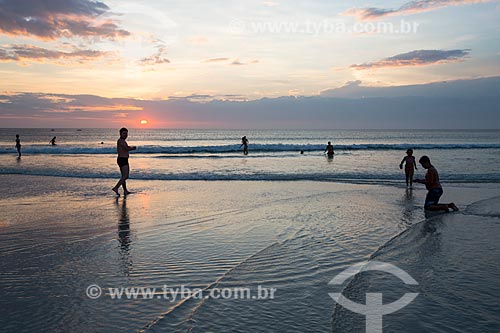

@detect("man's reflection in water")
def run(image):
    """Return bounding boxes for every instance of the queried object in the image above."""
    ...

[399,188,416,228]
[116,197,132,276]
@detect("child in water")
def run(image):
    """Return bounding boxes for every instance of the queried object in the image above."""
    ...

[400,149,417,187]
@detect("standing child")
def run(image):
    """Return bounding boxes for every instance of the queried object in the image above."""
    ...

[112,128,137,196]
[415,155,458,212]
[400,149,417,187]
[15,134,21,158]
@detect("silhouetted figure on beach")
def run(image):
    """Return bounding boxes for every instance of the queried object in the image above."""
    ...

[240,136,249,155]
[15,134,21,158]
[400,149,417,187]
[112,128,136,196]
[415,155,458,212]
[49,136,57,145]
[324,141,334,158]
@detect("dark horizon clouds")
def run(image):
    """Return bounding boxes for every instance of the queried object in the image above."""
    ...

[351,49,471,70]
[0,0,129,40]
[1,77,499,129]
[344,0,494,21]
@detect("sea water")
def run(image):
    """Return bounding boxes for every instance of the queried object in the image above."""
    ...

[1,129,499,183]
[0,129,499,332]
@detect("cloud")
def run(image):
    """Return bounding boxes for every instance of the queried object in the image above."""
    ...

[351,49,471,70]
[139,46,170,66]
[0,0,129,40]
[137,37,170,67]
[0,44,108,65]
[0,93,142,118]
[203,58,259,65]
[320,76,500,98]
[231,59,245,66]
[230,58,259,66]
[2,78,500,129]
[203,58,230,63]
[344,0,494,21]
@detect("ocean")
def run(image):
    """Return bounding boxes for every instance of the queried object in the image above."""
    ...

[0,129,499,332]
[1,129,499,183]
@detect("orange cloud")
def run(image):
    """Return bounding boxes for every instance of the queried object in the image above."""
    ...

[61,105,143,112]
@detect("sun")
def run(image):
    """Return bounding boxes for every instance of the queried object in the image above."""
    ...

[140,119,148,125]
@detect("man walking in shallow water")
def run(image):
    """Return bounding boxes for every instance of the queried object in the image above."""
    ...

[112,128,136,196]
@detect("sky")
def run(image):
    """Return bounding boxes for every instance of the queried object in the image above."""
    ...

[0,0,499,128]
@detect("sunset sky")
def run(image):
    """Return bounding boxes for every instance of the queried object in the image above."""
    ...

[1,0,499,128]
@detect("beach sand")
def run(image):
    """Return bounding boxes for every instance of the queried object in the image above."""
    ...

[0,175,499,332]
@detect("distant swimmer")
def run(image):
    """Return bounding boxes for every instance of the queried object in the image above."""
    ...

[112,128,137,196]
[15,134,21,158]
[415,155,458,212]
[240,136,249,155]
[324,141,334,158]
[49,136,57,146]
[400,149,417,187]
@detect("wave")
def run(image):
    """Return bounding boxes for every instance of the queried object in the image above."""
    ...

[1,143,500,155]
[2,169,499,184]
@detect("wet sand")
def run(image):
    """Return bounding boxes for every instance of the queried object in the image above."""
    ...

[0,175,499,332]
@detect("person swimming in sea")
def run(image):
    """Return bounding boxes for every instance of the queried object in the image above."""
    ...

[400,149,417,187]
[15,134,21,158]
[324,141,334,158]
[240,136,249,155]
[415,155,458,212]
[49,136,57,146]
[112,128,137,196]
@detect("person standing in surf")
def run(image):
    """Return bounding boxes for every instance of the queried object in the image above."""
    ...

[112,128,136,196]
[324,141,334,158]
[15,134,21,158]
[49,136,57,145]
[400,149,417,187]
[240,136,249,155]
[415,155,458,212]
